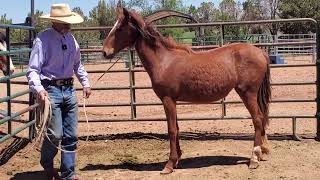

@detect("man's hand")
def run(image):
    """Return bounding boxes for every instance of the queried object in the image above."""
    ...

[38,90,48,101]
[83,87,91,99]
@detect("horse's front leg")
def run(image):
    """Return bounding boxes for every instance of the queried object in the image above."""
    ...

[160,96,178,174]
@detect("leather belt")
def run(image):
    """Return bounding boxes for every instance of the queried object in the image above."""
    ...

[41,78,74,86]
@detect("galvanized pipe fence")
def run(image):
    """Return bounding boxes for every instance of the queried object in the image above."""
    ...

[1,18,320,144]
[0,24,36,143]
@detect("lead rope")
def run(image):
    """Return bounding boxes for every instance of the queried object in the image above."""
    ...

[22,96,52,155]
[95,57,121,83]
[43,97,90,153]
[26,57,119,154]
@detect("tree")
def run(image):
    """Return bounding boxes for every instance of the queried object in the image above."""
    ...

[153,0,185,11]
[89,0,117,40]
[0,14,12,24]
[31,10,50,34]
[278,0,320,33]
[217,0,242,35]
[73,7,87,21]
[127,0,153,16]
[187,2,218,41]
[242,0,265,34]
[193,2,216,23]
[261,0,280,20]
[148,0,189,38]
[219,0,240,21]
[71,7,100,45]
[259,0,280,35]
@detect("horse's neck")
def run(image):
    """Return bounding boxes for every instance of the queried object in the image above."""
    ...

[135,38,164,79]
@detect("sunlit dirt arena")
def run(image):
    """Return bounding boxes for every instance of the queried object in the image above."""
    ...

[1,55,320,179]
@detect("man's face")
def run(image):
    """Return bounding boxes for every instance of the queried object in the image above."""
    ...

[52,22,71,34]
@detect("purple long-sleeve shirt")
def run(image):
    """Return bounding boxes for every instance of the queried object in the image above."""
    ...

[27,28,90,93]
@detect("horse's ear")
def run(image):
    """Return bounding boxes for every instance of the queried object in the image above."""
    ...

[116,6,123,18]
[123,8,130,22]
[116,7,130,23]
[127,10,145,29]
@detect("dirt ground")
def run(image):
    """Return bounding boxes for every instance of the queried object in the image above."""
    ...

[1,55,320,180]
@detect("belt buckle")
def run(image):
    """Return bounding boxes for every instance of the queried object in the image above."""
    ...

[69,78,74,85]
[56,80,64,86]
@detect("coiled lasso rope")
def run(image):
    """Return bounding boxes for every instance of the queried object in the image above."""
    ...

[25,57,120,154]
[26,96,89,154]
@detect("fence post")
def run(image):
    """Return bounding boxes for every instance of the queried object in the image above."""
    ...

[131,50,137,118]
[86,40,89,63]
[220,25,225,46]
[316,22,320,141]
[128,49,137,119]
[313,33,316,63]
[5,27,12,135]
[28,16,36,141]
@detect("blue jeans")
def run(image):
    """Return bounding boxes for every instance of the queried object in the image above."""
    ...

[40,85,78,179]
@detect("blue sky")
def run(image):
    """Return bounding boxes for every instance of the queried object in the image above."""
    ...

[0,0,242,23]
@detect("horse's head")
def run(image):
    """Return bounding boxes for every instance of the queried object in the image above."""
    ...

[0,32,15,75]
[102,7,145,59]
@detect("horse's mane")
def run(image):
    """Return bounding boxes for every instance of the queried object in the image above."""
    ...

[139,23,192,54]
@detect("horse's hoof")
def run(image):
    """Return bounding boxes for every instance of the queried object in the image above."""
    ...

[249,160,259,169]
[160,167,174,175]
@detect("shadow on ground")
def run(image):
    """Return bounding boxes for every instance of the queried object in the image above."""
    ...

[78,131,310,142]
[80,155,249,172]
[0,136,29,166]
[10,156,248,178]
[10,171,47,180]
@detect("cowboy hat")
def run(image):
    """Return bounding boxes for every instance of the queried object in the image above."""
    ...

[40,4,83,24]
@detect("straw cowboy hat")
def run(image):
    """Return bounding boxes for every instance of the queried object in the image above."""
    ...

[40,4,83,24]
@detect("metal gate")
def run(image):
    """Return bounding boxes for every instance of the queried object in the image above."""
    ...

[0,24,36,143]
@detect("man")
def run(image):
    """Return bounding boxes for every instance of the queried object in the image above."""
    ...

[27,4,91,180]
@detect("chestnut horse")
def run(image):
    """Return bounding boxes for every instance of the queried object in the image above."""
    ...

[0,31,15,75]
[103,7,271,173]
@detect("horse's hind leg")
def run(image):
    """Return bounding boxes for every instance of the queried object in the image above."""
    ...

[236,88,265,169]
[176,118,182,166]
[261,128,270,159]
[161,96,179,174]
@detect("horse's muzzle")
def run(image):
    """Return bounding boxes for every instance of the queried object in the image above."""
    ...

[103,48,115,59]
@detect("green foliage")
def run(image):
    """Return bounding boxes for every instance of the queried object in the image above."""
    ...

[90,0,110,39]
[217,0,242,35]
[127,0,154,16]
[72,7,100,45]
[279,0,320,33]
[0,14,12,24]
[0,14,28,44]
[146,0,189,38]
[1,0,318,47]
[31,10,50,34]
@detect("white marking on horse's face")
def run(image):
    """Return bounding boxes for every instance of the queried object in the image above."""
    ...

[9,57,15,71]
[107,20,119,39]
[0,41,6,51]
[103,20,119,56]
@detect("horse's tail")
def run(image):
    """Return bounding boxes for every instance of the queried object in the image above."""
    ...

[258,53,271,128]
